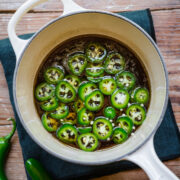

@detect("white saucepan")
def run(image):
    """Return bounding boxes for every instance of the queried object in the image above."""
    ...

[8,0,178,179]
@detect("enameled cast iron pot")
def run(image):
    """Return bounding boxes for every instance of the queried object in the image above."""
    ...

[8,0,178,179]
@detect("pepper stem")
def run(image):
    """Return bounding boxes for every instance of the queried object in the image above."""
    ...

[4,118,16,141]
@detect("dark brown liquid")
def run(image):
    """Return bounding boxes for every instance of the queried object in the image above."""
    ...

[34,35,150,150]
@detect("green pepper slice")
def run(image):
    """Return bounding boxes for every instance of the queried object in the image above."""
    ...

[77,108,94,126]
[44,67,64,84]
[41,113,59,132]
[85,42,107,63]
[55,81,76,103]
[131,87,149,104]
[87,76,103,83]
[126,104,146,125]
[115,71,136,90]
[62,112,77,125]
[74,99,84,112]
[77,133,99,152]
[99,76,117,95]
[93,117,113,141]
[104,53,125,74]
[40,97,58,111]
[112,128,128,144]
[50,103,69,119]
[111,89,129,109]
[35,83,54,102]
[68,53,87,76]
[85,90,104,111]
[56,124,78,143]
[104,106,116,119]
[85,63,104,77]
[78,81,97,101]
[116,116,133,134]
[77,127,92,134]
[64,75,81,91]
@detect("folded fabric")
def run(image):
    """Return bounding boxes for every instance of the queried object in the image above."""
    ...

[0,9,180,180]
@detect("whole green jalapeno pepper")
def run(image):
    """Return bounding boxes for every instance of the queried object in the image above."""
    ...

[25,158,52,180]
[0,118,16,180]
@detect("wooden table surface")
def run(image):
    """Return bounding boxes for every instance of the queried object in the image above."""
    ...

[0,0,180,179]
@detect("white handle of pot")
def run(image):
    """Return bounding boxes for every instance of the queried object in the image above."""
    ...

[126,134,179,180]
[8,0,86,59]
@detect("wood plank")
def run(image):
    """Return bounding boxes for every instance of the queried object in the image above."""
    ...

[0,0,180,12]
[1,125,179,180]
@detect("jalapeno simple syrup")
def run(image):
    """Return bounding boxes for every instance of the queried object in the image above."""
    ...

[34,35,150,151]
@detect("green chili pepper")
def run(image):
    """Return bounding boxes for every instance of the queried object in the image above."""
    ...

[25,158,52,180]
[68,53,87,76]
[104,106,116,119]
[77,133,99,152]
[115,71,136,91]
[0,118,16,180]
[99,76,117,95]
[104,52,125,74]
[85,42,107,63]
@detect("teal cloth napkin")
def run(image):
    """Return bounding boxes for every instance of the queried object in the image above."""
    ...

[0,9,180,180]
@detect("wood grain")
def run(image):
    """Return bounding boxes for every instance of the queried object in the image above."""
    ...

[0,0,180,12]
[0,0,180,179]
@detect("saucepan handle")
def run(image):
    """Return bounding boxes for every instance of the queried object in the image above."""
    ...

[8,0,86,60]
[126,134,179,180]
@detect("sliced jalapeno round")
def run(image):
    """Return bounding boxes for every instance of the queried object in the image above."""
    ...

[68,53,87,76]
[93,117,113,141]
[104,53,125,74]
[126,104,146,125]
[116,71,136,90]
[78,81,97,101]
[55,81,76,103]
[87,76,103,83]
[99,76,117,95]
[111,89,130,109]
[44,67,64,84]
[77,133,99,152]
[74,99,84,112]
[41,113,59,132]
[77,108,94,126]
[86,42,107,63]
[77,127,92,134]
[112,128,128,144]
[64,75,81,91]
[56,124,77,143]
[85,63,104,77]
[131,87,149,104]
[116,116,133,134]
[62,112,77,125]
[50,103,69,119]
[35,83,54,102]
[85,90,104,111]
[40,96,58,111]
[104,106,116,119]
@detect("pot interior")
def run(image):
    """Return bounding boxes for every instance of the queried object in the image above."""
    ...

[14,12,167,165]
